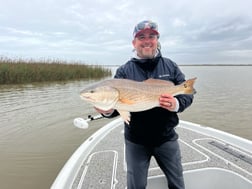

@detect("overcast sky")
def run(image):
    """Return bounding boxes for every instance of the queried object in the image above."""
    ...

[1,0,252,65]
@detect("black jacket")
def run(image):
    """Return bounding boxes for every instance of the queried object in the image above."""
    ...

[109,52,194,146]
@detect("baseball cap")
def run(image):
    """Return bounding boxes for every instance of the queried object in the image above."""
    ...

[133,20,159,38]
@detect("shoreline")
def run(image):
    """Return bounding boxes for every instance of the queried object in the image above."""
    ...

[103,64,252,67]
[0,58,111,84]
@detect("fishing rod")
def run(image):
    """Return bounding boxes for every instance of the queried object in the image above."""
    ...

[73,114,103,129]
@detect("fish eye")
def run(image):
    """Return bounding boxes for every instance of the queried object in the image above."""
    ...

[90,90,95,93]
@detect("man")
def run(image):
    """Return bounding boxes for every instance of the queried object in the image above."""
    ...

[96,20,194,189]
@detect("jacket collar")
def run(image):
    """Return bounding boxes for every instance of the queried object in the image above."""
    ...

[131,50,162,71]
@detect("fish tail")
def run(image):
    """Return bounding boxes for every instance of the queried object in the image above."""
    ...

[183,77,197,94]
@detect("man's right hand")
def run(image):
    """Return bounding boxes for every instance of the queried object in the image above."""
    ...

[94,107,115,116]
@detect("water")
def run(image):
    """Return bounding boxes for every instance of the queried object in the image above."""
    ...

[0,66,251,189]
[0,80,112,189]
[179,66,252,139]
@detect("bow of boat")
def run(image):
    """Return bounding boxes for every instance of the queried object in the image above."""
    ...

[51,118,252,189]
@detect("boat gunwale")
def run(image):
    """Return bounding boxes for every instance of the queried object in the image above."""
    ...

[51,118,123,189]
[179,120,252,153]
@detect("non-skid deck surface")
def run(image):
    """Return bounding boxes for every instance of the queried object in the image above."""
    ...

[72,123,252,189]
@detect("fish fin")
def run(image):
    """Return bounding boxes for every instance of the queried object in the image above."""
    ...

[183,77,197,94]
[118,110,131,124]
[144,78,174,86]
[119,97,135,105]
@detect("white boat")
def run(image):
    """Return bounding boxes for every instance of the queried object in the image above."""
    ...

[51,118,252,189]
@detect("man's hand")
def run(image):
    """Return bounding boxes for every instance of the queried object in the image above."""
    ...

[159,94,178,112]
[94,107,114,115]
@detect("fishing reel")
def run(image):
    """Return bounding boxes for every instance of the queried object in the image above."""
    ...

[73,114,103,129]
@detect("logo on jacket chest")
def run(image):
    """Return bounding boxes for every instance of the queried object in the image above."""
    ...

[158,74,170,78]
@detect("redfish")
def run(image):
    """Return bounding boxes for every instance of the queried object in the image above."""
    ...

[80,78,196,123]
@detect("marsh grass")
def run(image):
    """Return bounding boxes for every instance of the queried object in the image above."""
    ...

[0,57,111,84]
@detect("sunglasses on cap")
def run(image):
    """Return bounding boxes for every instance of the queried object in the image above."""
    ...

[133,20,159,38]
[136,21,157,30]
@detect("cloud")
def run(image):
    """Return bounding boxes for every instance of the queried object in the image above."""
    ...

[0,0,252,64]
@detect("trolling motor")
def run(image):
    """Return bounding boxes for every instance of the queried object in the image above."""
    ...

[73,114,103,129]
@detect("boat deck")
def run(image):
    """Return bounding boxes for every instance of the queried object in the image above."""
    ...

[51,118,252,189]
[67,119,252,189]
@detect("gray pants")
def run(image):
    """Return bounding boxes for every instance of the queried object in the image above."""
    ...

[125,139,184,189]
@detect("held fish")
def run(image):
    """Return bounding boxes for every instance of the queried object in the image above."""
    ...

[80,78,196,123]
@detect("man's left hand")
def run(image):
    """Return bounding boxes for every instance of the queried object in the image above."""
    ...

[159,94,178,111]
